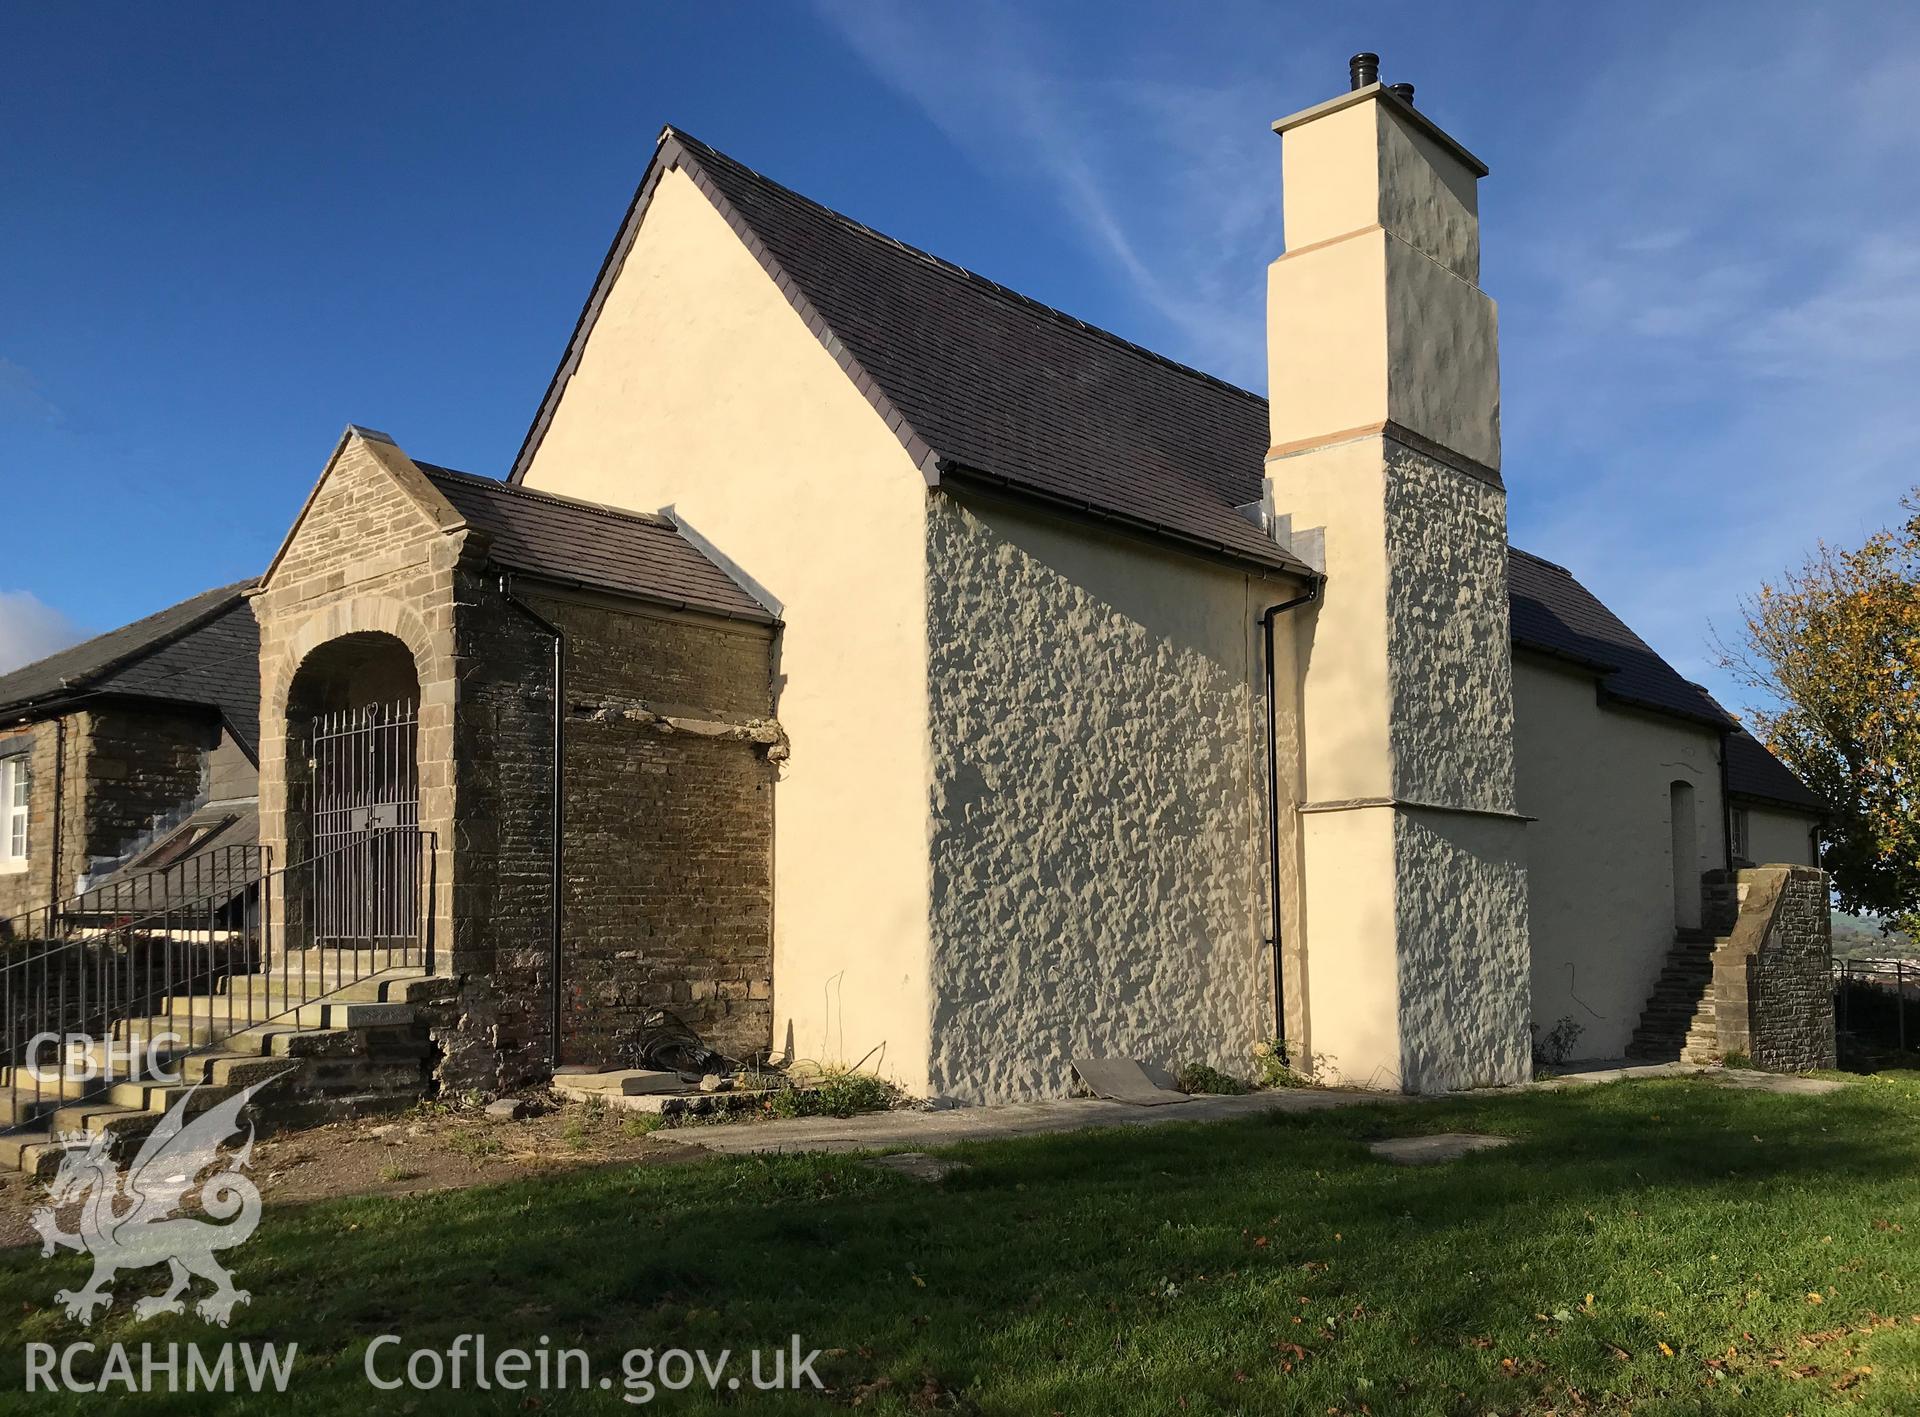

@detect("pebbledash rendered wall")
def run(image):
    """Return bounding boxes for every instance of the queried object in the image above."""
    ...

[1742,804,1819,870]
[924,491,1284,1103]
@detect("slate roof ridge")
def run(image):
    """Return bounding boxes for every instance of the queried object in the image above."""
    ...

[415,461,675,529]
[1508,545,1571,576]
[665,128,1268,411]
[0,580,253,712]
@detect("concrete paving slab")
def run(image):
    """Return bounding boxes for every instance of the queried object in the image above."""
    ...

[641,1061,1850,1161]
[657,1087,1409,1157]
[1524,1060,1711,1089]
[864,1152,968,1181]
[1533,1061,1849,1095]
[1369,1132,1512,1165]
[1715,1069,1847,1095]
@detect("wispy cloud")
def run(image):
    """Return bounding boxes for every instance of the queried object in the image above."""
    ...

[0,590,86,675]
[1503,8,1920,697]
[814,0,1281,384]
[819,2,1920,712]
[0,357,64,428]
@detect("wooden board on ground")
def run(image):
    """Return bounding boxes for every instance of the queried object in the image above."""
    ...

[1069,1057,1191,1106]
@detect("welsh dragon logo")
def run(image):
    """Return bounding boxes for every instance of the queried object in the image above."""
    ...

[30,1074,287,1326]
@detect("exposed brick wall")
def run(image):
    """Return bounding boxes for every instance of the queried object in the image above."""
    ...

[1709,865,1836,1071]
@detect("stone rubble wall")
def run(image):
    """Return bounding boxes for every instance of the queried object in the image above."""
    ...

[257,435,777,1092]
[1708,864,1836,1071]
[0,706,226,925]
[522,591,776,1070]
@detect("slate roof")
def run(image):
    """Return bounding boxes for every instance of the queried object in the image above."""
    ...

[1725,727,1828,814]
[509,127,1820,814]
[1507,549,1730,728]
[1508,553,1820,815]
[418,463,774,624]
[0,582,260,751]
[512,129,1312,577]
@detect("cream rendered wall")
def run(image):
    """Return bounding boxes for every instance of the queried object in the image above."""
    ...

[519,166,935,1093]
[1514,657,1728,1059]
[1745,806,1818,868]
[924,491,1287,1102]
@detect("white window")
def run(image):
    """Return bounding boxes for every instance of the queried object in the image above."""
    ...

[0,759,28,873]
[1730,806,1751,864]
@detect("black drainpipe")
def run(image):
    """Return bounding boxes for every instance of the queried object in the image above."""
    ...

[1260,578,1321,1052]
[49,716,67,909]
[1717,729,1734,871]
[499,575,566,1069]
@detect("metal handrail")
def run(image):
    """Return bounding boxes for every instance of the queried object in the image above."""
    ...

[1,828,436,1137]
[0,844,266,949]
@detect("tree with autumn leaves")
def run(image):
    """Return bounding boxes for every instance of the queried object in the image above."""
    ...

[1721,491,1920,935]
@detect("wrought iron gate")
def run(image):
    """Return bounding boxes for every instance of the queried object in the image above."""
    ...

[305,700,421,946]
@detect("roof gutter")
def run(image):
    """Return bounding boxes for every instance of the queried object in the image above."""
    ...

[933,460,1316,582]
[489,564,779,629]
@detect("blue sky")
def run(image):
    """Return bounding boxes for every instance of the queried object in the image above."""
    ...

[3,3,1916,715]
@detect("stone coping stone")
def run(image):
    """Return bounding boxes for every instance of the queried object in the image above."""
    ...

[552,1079,798,1116]
[1368,1132,1513,1166]
[551,1068,684,1096]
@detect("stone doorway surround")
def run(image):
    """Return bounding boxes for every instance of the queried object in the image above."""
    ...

[250,427,780,1093]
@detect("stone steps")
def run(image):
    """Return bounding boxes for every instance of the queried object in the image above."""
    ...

[1626,933,1732,1063]
[0,966,451,1177]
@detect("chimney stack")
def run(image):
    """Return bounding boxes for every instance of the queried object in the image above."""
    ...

[1261,58,1529,1094]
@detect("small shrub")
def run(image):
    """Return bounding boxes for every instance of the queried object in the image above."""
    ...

[1176,1062,1250,1095]
[1252,1038,1324,1088]
[1722,1051,1753,1069]
[766,1069,896,1119]
[1530,1016,1586,1068]
[377,1164,422,1184]
[622,1114,665,1138]
[443,1128,503,1160]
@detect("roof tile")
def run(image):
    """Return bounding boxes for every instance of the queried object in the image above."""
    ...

[417,464,773,625]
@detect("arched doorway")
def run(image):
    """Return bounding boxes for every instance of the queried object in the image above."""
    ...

[284,633,422,953]
[1669,780,1699,931]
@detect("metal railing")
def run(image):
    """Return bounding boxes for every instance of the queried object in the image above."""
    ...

[1,828,435,1136]
[1834,957,1920,1054]
[0,844,265,950]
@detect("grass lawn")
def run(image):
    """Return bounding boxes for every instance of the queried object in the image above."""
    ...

[4,1074,1920,1414]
